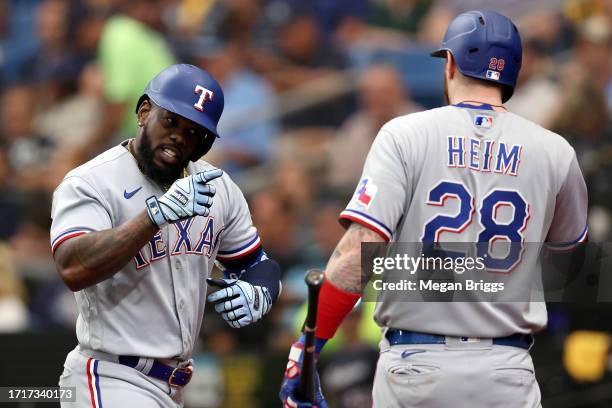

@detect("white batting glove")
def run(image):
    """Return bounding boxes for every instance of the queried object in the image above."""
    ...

[206,278,273,328]
[146,168,223,227]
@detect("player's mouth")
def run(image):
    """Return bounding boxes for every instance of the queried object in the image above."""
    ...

[157,145,183,166]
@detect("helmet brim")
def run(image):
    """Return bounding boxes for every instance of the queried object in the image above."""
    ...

[430,48,448,58]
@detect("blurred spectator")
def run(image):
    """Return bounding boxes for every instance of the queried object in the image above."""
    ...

[368,0,431,34]
[268,2,346,73]
[80,0,118,12]
[36,62,105,190]
[24,0,73,83]
[552,15,611,163]
[72,0,176,162]
[564,0,612,25]
[68,2,110,63]
[36,63,104,149]
[274,156,316,217]
[250,187,303,272]
[9,191,55,282]
[434,0,544,16]
[548,15,612,240]
[0,244,29,332]
[506,38,562,127]
[1,85,55,191]
[216,0,263,47]
[9,188,76,329]
[516,10,572,54]
[552,75,609,158]
[281,199,346,300]
[0,139,26,240]
[415,5,453,44]
[29,278,78,329]
[253,1,353,127]
[306,0,370,39]
[0,0,40,86]
[573,15,612,111]
[195,40,279,173]
[310,200,346,259]
[328,64,421,190]
[174,0,263,52]
[272,127,335,215]
[165,0,219,41]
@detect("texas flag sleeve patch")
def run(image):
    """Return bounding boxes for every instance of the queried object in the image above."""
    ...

[355,177,378,209]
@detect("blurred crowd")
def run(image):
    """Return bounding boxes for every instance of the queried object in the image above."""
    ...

[0,0,610,405]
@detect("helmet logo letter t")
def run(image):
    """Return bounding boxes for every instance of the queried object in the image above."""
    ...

[194,85,214,112]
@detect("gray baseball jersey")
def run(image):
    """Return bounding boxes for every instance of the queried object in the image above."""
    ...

[51,141,261,360]
[340,104,588,337]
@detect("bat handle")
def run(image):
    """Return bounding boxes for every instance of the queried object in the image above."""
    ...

[297,269,324,403]
[298,325,317,402]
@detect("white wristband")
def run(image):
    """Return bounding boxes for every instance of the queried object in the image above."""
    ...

[146,196,167,227]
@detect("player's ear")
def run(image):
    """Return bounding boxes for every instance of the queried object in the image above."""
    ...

[445,51,456,80]
[137,99,152,125]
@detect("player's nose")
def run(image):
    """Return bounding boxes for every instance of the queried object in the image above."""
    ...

[169,131,187,147]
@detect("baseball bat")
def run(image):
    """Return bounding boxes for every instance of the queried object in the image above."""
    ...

[297,269,325,403]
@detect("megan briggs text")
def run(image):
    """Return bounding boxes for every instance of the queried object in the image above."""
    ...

[373,279,505,293]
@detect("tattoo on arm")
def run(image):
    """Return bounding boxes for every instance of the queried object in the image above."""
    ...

[54,211,158,291]
[325,223,386,293]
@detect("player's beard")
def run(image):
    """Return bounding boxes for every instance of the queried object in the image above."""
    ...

[137,127,186,184]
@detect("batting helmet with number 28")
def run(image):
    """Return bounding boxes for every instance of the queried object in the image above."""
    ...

[136,64,225,160]
[431,10,522,103]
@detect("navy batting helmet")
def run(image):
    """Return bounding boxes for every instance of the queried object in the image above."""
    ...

[431,10,522,103]
[136,64,224,160]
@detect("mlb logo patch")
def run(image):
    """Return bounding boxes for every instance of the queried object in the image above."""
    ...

[486,70,500,81]
[355,178,377,209]
[474,115,494,128]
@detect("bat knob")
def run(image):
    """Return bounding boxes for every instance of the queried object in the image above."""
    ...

[305,269,324,287]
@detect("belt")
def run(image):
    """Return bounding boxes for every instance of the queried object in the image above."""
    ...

[386,330,533,350]
[118,356,193,387]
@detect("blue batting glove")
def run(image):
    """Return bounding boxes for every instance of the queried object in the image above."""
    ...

[279,335,328,408]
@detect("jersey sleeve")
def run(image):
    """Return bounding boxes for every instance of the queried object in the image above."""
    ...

[50,176,113,254]
[339,128,409,241]
[216,176,261,263]
[546,153,588,247]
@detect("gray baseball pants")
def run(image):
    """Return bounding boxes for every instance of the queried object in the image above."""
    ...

[59,346,185,408]
[372,338,541,408]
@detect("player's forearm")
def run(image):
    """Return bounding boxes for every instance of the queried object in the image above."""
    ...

[314,223,384,340]
[54,211,157,291]
[325,223,385,293]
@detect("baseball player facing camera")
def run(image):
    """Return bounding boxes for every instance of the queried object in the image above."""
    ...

[280,10,588,408]
[51,64,281,407]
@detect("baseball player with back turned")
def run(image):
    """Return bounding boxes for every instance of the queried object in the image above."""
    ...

[280,10,588,408]
[51,64,282,407]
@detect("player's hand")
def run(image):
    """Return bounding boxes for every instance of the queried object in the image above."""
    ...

[206,278,273,328]
[146,168,223,227]
[279,339,328,408]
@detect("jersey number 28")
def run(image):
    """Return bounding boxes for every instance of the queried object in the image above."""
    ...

[421,181,530,272]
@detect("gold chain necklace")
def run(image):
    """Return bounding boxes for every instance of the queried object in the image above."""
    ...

[459,100,508,111]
